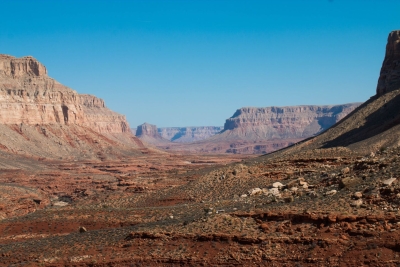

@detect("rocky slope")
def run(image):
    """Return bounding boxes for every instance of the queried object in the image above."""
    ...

[0,54,146,160]
[265,30,400,158]
[158,126,223,142]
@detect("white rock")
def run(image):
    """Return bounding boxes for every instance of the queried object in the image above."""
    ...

[240,194,248,198]
[325,190,337,196]
[248,188,262,196]
[383,178,397,186]
[269,188,281,197]
[289,187,298,192]
[53,201,69,207]
[272,182,284,188]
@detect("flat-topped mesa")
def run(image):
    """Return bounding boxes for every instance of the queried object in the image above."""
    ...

[0,55,47,78]
[377,30,400,96]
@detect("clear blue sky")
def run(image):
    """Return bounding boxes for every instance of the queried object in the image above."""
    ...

[2,0,399,127]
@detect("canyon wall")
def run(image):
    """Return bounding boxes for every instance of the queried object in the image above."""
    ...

[218,104,361,141]
[0,54,145,160]
[376,30,400,96]
[0,55,129,134]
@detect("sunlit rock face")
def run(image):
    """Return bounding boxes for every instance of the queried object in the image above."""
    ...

[0,54,129,134]
[220,104,361,141]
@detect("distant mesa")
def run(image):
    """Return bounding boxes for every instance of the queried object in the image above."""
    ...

[134,124,223,144]
[158,126,223,143]
[136,103,360,154]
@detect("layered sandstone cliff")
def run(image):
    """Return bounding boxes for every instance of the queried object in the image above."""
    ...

[218,104,361,141]
[158,126,223,142]
[377,30,400,96]
[0,54,144,159]
[0,55,128,134]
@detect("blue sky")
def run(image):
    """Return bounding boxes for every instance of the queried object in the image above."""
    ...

[1,0,399,127]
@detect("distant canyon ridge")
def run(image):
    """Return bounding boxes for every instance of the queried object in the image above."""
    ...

[0,54,362,158]
[135,103,361,154]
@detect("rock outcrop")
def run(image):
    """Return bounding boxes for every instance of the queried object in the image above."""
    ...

[136,123,170,144]
[136,123,159,138]
[0,55,128,134]
[158,126,223,143]
[0,54,145,159]
[377,30,400,96]
[219,104,360,141]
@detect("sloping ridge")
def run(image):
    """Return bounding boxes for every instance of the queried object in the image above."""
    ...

[265,30,400,157]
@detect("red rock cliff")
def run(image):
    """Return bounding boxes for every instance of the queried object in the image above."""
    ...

[0,55,129,134]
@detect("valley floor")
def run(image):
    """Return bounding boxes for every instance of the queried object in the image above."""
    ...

[1,148,400,266]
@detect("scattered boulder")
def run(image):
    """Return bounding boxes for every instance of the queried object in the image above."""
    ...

[79,226,87,233]
[382,178,396,186]
[341,167,350,174]
[248,188,262,196]
[351,199,363,207]
[339,177,362,188]
[299,180,308,189]
[269,188,281,197]
[272,182,284,188]
[52,201,69,207]
[353,192,363,199]
[289,187,298,192]
[325,190,337,196]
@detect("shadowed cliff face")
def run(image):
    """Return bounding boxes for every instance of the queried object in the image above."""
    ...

[0,54,129,134]
[377,30,400,96]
